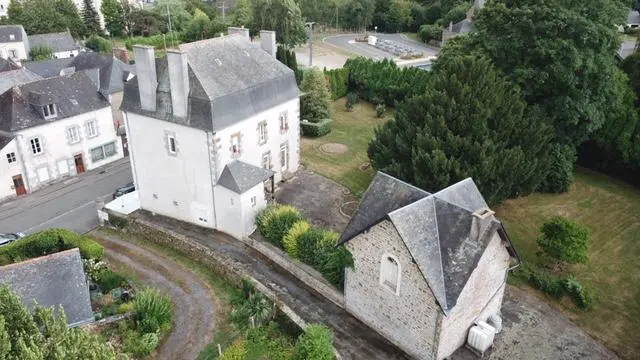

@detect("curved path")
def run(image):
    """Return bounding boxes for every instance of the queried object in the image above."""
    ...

[91,230,216,360]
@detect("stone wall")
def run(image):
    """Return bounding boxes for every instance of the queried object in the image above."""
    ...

[344,220,441,360]
[436,232,511,359]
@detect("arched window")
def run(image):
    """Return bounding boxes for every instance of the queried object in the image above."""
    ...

[380,255,401,295]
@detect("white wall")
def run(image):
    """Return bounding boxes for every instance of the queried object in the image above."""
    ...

[0,139,20,200]
[125,113,216,228]
[213,97,300,183]
[15,106,122,192]
[0,0,8,17]
[0,41,28,60]
[241,183,266,236]
[213,185,243,238]
[54,49,80,59]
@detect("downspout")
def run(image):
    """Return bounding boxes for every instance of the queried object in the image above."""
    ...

[207,131,217,226]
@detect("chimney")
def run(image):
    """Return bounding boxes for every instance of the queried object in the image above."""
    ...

[227,26,250,41]
[112,47,130,64]
[260,30,276,58]
[166,49,189,118]
[133,45,157,112]
[470,208,495,241]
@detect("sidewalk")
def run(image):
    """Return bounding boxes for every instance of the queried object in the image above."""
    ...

[131,210,410,360]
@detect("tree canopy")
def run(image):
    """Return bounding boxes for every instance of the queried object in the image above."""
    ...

[537,216,590,265]
[101,0,126,37]
[3,0,86,38]
[82,0,103,35]
[251,0,307,48]
[29,45,54,61]
[0,286,116,360]
[368,55,553,205]
[300,68,332,123]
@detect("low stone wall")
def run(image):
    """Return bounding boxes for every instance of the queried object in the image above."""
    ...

[242,234,345,309]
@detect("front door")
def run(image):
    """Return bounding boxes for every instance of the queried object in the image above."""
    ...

[74,154,85,174]
[12,175,26,196]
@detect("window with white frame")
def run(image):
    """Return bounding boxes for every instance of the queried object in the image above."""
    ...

[279,111,288,131]
[66,126,81,144]
[90,142,117,162]
[6,152,16,164]
[30,137,42,155]
[380,255,400,295]
[262,152,272,170]
[86,120,98,138]
[280,143,288,171]
[258,121,267,144]
[43,104,57,119]
[231,133,241,155]
[168,135,177,154]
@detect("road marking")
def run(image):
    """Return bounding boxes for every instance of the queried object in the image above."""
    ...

[23,201,96,234]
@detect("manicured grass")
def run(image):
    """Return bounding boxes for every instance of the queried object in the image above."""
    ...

[301,99,391,194]
[403,32,421,43]
[496,169,640,360]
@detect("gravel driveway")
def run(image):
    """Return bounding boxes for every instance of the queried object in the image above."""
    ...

[91,230,216,360]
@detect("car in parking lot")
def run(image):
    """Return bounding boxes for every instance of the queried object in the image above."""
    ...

[113,182,136,199]
[0,232,25,247]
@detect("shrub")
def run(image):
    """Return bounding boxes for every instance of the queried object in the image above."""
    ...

[525,267,564,298]
[122,329,159,357]
[419,24,442,43]
[324,68,349,100]
[537,216,590,265]
[301,119,332,137]
[124,34,175,50]
[117,302,134,314]
[85,35,112,53]
[29,45,53,61]
[538,143,576,193]
[283,220,310,259]
[256,204,278,234]
[96,269,127,293]
[133,288,173,334]
[220,339,248,360]
[294,324,334,360]
[376,103,386,118]
[108,213,129,229]
[261,206,304,248]
[562,276,595,310]
[319,245,354,289]
[297,228,326,268]
[246,325,295,360]
[346,92,358,111]
[83,258,107,283]
[0,228,103,265]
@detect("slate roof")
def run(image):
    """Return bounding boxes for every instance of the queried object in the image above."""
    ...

[28,31,78,53]
[0,25,25,43]
[0,249,94,327]
[68,52,134,95]
[217,160,274,193]
[121,34,300,132]
[0,134,13,150]
[0,57,20,72]
[618,40,637,60]
[0,70,108,132]
[23,58,74,78]
[628,10,640,25]
[339,172,519,314]
[0,68,43,94]
[451,19,473,34]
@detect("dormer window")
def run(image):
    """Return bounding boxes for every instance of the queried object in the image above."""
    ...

[43,104,57,119]
[9,34,14,41]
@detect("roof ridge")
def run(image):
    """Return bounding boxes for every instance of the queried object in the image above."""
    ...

[431,194,447,312]
[378,172,431,195]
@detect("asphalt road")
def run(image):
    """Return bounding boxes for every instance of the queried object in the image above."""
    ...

[323,33,438,60]
[0,158,133,235]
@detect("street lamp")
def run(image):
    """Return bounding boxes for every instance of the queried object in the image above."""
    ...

[306,22,314,67]
[374,26,378,33]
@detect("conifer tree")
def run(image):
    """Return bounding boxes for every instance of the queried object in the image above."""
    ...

[83,0,102,35]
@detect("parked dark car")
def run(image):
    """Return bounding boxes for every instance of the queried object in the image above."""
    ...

[113,182,136,199]
[0,232,25,247]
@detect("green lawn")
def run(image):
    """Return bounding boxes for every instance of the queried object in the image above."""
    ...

[301,99,391,194]
[496,169,640,360]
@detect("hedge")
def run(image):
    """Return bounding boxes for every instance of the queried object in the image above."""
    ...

[282,220,310,259]
[0,228,104,265]
[256,205,304,248]
[301,119,332,138]
[324,68,349,100]
[515,264,594,310]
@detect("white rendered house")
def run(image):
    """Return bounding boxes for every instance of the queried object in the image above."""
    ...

[121,30,300,239]
[0,25,29,63]
[0,70,123,201]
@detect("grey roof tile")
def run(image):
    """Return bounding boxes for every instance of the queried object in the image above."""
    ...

[0,57,20,72]
[0,70,108,132]
[121,34,300,132]
[0,25,25,42]
[0,134,13,150]
[341,172,512,313]
[628,10,640,24]
[338,172,430,244]
[23,58,74,78]
[0,249,93,327]
[217,160,274,193]
[68,52,134,95]
[451,19,473,34]
[28,31,78,53]
[0,68,43,94]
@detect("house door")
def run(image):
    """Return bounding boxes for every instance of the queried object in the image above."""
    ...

[12,175,26,196]
[74,154,85,174]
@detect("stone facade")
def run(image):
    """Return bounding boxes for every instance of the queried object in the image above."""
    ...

[436,232,511,359]
[345,220,442,360]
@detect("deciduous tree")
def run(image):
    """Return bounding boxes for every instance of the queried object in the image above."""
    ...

[101,0,126,37]
[252,0,307,48]
[537,216,590,265]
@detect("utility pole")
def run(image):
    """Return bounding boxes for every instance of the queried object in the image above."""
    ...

[218,1,226,23]
[166,4,174,47]
[306,22,314,67]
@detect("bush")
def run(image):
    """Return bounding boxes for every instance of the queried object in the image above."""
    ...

[562,276,595,310]
[537,216,590,265]
[220,339,248,360]
[0,228,103,265]
[524,266,564,298]
[133,288,173,334]
[538,143,576,193]
[419,24,443,43]
[283,220,310,259]
[346,92,358,111]
[122,329,159,357]
[319,245,354,289]
[85,35,112,53]
[96,269,127,293]
[376,103,386,118]
[516,265,595,310]
[124,34,176,50]
[297,228,327,268]
[294,324,334,360]
[246,325,295,360]
[117,302,134,314]
[301,119,332,137]
[298,229,352,288]
[259,205,305,248]
[108,213,129,229]
[29,45,53,61]
[324,68,349,100]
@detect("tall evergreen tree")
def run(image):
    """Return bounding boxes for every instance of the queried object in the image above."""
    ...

[252,0,307,48]
[300,68,332,123]
[56,0,86,38]
[82,0,102,35]
[368,56,553,205]
[6,0,24,24]
[101,0,125,37]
